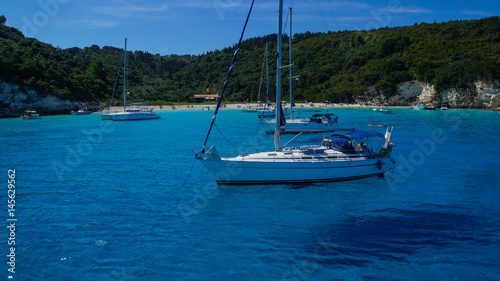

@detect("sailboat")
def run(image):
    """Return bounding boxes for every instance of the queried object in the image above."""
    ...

[102,54,122,120]
[241,42,268,113]
[242,41,288,118]
[273,7,347,134]
[196,0,396,185]
[104,38,160,121]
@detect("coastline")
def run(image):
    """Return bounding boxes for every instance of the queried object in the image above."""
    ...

[100,103,412,112]
[7,103,498,119]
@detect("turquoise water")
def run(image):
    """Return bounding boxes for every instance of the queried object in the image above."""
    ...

[1,108,499,280]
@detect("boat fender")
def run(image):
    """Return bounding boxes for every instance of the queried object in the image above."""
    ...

[377,159,382,170]
[379,148,388,158]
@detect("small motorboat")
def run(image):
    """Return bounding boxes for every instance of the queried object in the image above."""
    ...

[20,109,40,119]
[71,107,93,115]
[373,108,392,114]
[413,102,425,110]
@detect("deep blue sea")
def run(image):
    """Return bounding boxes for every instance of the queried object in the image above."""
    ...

[1,108,499,281]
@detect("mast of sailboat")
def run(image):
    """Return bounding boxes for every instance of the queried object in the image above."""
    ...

[199,0,256,154]
[289,7,293,119]
[265,41,269,105]
[274,0,283,151]
[257,42,266,104]
[123,38,127,111]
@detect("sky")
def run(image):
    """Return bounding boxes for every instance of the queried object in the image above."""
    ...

[1,0,498,55]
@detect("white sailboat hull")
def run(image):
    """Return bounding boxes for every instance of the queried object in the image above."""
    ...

[71,112,93,115]
[199,151,395,185]
[101,113,114,120]
[241,107,265,113]
[257,109,288,118]
[111,111,160,121]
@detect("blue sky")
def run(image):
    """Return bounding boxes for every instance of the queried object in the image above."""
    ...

[1,0,498,55]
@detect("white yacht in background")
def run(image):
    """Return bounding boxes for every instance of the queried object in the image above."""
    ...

[265,113,353,134]
[112,104,160,121]
[373,108,392,114]
[20,109,40,119]
[273,7,345,134]
[413,102,425,110]
[104,38,160,121]
[71,107,93,115]
[257,105,288,118]
[196,0,396,185]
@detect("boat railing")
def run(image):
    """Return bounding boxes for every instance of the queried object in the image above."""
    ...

[359,144,375,158]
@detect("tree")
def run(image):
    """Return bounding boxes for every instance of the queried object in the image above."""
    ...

[0,15,6,25]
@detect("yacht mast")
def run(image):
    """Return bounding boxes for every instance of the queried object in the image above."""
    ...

[266,41,269,105]
[123,38,127,111]
[289,7,293,119]
[274,0,283,151]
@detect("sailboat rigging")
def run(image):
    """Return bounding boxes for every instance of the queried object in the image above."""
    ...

[272,6,349,134]
[241,42,269,113]
[103,38,160,121]
[196,0,396,185]
[102,54,123,120]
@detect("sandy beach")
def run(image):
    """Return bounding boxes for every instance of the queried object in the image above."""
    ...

[100,103,411,112]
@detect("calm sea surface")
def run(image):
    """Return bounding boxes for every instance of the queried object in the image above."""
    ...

[1,108,499,280]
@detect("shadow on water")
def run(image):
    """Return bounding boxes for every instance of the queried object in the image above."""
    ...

[295,206,498,268]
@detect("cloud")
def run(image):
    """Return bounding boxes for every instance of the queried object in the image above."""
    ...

[62,0,172,28]
[461,9,494,16]
[67,18,121,29]
[88,3,170,19]
[394,7,434,14]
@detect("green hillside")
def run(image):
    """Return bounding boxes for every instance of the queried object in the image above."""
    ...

[0,16,499,104]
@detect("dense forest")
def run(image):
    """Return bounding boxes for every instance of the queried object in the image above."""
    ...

[0,15,499,105]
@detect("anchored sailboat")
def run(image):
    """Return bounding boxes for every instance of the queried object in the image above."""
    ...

[104,38,160,121]
[241,42,268,113]
[276,7,346,134]
[196,0,396,185]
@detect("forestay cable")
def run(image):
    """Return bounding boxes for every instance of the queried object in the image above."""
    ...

[200,0,256,153]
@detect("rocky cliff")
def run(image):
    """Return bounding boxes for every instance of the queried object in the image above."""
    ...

[361,80,500,108]
[0,80,102,118]
[2,78,500,118]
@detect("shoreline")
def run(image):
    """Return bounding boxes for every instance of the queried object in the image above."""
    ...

[4,103,496,119]
[99,103,413,112]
